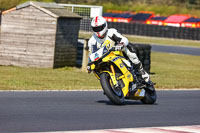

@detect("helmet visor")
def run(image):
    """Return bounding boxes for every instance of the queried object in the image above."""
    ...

[92,23,106,32]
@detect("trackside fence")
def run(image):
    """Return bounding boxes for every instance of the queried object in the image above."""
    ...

[107,22,200,40]
[58,4,101,33]
[79,18,200,40]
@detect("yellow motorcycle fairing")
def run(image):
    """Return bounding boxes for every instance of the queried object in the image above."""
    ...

[101,51,134,97]
[89,40,144,98]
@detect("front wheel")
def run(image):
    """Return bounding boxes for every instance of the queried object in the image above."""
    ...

[140,89,157,104]
[100,72,124,105]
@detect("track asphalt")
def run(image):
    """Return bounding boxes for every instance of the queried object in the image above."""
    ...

[0,90,200,133]
[151,44,200,56]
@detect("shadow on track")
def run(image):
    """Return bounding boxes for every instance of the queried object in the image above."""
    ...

[97,100,158,106]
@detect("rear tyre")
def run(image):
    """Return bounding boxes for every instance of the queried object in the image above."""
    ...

[140,90,157,104]
[100,72,124,105]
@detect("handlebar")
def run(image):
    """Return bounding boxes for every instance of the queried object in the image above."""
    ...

[109,47,116,51]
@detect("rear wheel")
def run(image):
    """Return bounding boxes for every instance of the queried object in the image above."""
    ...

[100,72,124,105]
[140,89,157,104]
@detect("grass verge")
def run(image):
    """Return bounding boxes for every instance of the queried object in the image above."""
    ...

[151,52,200,89]
[0,66,101,90]
[0,52,199,90]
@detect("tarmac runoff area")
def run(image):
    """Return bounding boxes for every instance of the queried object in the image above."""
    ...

[0,90,200,132]
[151,44,200,56]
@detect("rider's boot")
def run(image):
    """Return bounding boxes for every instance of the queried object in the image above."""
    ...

[134,62,150,83]
[134,62,156,91]
[125,50,150,83]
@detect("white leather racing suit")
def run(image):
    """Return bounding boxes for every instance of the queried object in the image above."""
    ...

[88,28,149,82]
[88,28,150,82]
[89,28,140,64]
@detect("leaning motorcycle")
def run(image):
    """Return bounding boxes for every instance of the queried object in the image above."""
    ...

[87,40,157,105]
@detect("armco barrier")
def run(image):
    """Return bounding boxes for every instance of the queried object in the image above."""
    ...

[107,22,200,40]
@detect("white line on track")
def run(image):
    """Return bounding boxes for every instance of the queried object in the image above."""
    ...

[26,125,200,133]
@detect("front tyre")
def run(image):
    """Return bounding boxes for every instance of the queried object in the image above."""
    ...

[100,72,124,105]
[140,90,157,104]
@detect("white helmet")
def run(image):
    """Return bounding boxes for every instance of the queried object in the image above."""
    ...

[91,16,108,38]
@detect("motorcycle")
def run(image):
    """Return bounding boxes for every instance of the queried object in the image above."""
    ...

[87,40,157,105]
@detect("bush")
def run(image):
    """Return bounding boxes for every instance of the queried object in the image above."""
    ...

[0,0,53,10]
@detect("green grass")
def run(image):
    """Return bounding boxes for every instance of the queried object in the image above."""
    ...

[126,35,200,48]
[102,2,200,18]
[0,66,101,90]
[0,52,200,90]
[79,32,200,48]
[0,0,54,10]
[151,52,200,89]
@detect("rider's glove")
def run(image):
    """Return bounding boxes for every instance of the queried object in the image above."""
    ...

[115,43,124,51]
[87,65,92,73]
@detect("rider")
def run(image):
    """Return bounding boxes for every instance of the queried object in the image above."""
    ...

[88,16,150,83]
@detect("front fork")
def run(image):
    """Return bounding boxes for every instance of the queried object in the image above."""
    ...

[109,65,119,87]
